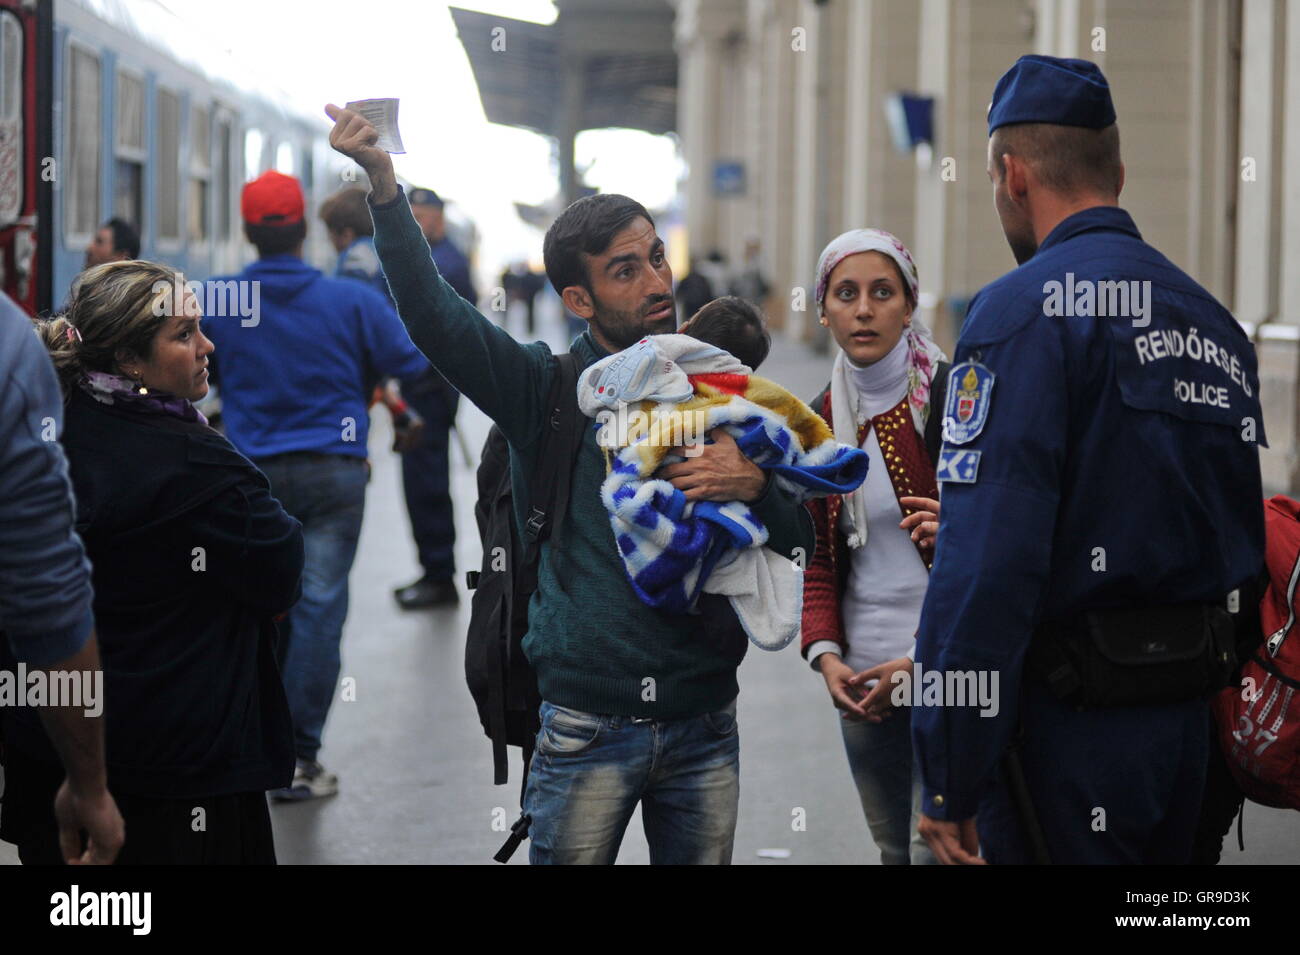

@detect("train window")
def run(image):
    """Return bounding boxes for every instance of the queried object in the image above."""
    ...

[244,128,264,178]
[156,87,181,241]
[0,11,23,227]
[113,161,142,234]
[114,71,146,238]
[1,12,19,122]
[116,72,145,152]
[300,147,314,192]
[188,103,210,242]
[274,141,295,176]
[215,115,233,240]
[65,44,102,241]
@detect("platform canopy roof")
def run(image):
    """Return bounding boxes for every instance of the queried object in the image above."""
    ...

[449,1,678,138]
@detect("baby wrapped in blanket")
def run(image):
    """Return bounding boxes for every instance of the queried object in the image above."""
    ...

[578,297,869,652]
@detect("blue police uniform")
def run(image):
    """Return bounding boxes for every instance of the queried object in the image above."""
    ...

[912,56,1265,864]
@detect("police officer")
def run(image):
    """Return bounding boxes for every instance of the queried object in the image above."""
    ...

[910,56,1265,864]
[392,187,476,609]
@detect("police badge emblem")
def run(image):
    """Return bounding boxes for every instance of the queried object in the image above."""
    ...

[942,361,995,445]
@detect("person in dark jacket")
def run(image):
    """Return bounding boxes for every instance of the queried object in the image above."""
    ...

[0,260,303,864]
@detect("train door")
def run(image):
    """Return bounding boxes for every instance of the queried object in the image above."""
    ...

[0,0,50,315]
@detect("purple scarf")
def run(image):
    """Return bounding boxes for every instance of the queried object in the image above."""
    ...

[78,371,209,427]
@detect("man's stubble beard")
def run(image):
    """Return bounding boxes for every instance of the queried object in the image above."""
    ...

[589,297,677,351]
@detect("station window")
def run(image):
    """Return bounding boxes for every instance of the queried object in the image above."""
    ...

[0,11,24,226]
[155,86,180,241]
[187,103,210,243]
[66,44,102,240]
[114,70,145,238]
[215,114,233,240]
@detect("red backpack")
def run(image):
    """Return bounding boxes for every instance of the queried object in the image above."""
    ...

[1213,495,1300,810]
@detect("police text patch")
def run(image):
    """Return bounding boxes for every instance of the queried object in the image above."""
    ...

[1112,316,1262,436]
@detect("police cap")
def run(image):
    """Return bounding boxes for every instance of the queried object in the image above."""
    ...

[987,55,1116,136]
[408,187,444,208]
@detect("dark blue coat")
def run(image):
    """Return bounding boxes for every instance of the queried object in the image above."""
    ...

[913,206,1266,819]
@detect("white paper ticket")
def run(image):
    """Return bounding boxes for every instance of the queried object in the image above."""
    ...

[344,98,406,154]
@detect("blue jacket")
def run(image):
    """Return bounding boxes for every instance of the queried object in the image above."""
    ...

[0,294,94,666]
[204,255,429,459]
[914,206,1266,819]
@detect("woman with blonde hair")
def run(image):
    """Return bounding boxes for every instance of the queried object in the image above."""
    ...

[0,261,303,864]
[800,229,949,865]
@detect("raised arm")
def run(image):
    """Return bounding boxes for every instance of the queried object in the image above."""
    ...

[325,104,550,446]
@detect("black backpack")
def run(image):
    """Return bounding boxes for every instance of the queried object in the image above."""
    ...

[463,352,583,861]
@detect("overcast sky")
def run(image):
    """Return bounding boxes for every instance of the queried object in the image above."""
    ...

[147,0,680,273]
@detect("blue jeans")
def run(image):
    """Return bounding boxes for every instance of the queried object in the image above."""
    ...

[840,708,935,864]
[255,452,368,763]
[524,699,741,864]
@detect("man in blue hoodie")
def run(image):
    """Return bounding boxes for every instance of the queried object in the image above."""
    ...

[204,170,430,801]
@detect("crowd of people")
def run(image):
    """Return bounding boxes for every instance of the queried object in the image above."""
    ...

[0,54,1275,865]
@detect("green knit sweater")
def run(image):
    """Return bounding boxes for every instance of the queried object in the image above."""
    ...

[371,188,815,717]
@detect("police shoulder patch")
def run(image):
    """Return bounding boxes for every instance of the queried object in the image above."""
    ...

[942,360,995,445]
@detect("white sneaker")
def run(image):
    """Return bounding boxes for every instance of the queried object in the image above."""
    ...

[271,759,339,802]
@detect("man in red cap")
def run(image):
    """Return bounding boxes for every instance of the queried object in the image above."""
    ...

[202,169,432,801]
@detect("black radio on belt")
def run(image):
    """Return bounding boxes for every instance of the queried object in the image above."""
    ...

[1027,602,1237,708]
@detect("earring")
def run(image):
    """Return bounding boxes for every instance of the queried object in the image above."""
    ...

[819,318,829,327]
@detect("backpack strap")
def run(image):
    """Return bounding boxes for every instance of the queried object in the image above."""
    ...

[520,352,584,575]
[543,353,585,561]
[923,361,951,466]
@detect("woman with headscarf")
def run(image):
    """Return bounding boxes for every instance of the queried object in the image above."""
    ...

[800,229,950,865]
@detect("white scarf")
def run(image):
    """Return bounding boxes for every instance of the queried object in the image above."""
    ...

[830,335,906,550]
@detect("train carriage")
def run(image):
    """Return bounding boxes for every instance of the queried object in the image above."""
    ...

[0,0,344,317]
